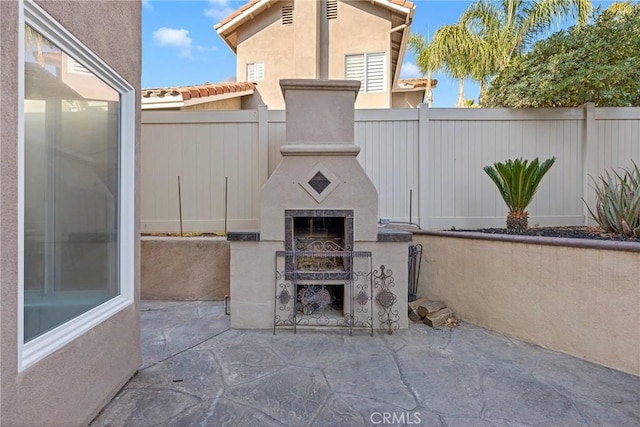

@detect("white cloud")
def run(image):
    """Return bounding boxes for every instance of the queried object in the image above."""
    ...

[204,0,236,21]
[400,61,422,79]
[142,0,153,9]
[153,27,192,58]
[195,45,218,53]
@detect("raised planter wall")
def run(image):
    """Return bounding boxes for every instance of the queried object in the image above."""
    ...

[414,232,640,376]
[141,237,230,300]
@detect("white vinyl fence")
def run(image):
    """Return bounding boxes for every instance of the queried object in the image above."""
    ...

[141,104,639,232]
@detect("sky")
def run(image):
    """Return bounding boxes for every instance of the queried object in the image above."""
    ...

[141,0,612,108]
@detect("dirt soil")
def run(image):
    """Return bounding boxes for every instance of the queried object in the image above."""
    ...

[455,226,639,243]
[141,232,224,237]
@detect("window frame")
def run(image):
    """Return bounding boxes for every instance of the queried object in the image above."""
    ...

[246,62,264,81]
[18,0,136,371]
[345,52,387,93]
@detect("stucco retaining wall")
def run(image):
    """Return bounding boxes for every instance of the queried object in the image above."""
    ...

[142,237,230,300]
[414,231,640,376]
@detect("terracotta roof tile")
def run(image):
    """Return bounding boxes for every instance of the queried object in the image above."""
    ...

[141,82,255,100]
[388,0,414,9]
[398,78,437,89]
[216,0,261,29]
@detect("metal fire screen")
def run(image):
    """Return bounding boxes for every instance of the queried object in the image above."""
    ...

[274,250,373,335]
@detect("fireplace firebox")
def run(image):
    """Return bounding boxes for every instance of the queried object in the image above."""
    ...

[285,209,353,280]
[276,209,372,332]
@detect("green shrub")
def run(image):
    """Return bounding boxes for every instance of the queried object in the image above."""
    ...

[585,163,640,237]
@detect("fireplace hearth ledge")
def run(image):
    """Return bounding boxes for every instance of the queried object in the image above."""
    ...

[227,229,412,243]
[227,231,260,241]
[377,229,413,242]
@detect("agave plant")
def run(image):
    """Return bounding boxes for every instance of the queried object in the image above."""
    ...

[585,162,640,237]
[483,157,556,233]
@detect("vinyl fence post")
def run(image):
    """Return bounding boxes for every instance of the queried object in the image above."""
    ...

[582,102,597,226]
[418,103,430,229]
[257,104,269,224]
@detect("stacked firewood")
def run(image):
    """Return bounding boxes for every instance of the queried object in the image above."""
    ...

[408,298,458,328]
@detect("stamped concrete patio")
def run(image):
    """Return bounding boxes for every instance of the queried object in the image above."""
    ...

[91,301,639,426]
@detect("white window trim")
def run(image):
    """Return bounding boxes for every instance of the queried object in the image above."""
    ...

[18,0,136,371]
[247,62,264,81]
[345,52,387,93]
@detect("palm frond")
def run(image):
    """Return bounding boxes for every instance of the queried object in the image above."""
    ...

[483,164,513,209]
[410,0,594,106]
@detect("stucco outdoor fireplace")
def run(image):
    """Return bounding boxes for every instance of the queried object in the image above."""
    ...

[228,79,411,333]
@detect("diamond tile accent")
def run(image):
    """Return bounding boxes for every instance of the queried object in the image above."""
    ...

[299,163,341,204]
[308,171,331,194]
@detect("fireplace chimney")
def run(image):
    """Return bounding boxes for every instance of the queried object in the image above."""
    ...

[259,79,379,242]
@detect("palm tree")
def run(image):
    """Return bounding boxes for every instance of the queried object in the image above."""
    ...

[483,157,556,233]
[433,23,485,107]
[464,0,591,67]
[409,22,488,107]
[410,0,593,104]
[408,34,436,107]
[604,0,636,17]
[25,25,47,66]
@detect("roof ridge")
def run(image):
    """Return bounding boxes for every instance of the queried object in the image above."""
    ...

[216,0,415,32]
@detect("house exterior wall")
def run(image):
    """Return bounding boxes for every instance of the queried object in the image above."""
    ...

[182,97,242,111]
[292,0,321,78]
[0,1,141,425]
[328,0,392,108]
[234,0,395,109]
[236,1,297,109]
[392,90,424,108]
[60,56,120,102]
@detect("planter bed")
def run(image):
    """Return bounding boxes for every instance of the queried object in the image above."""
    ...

[141,236,230,301]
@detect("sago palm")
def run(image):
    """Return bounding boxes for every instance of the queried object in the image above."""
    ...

[483,157,556,232]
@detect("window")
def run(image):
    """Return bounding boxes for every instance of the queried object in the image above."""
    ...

[67,57,92,75]
[247,62,264,81]
[345,52,386,93]
[19,0,135,370]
